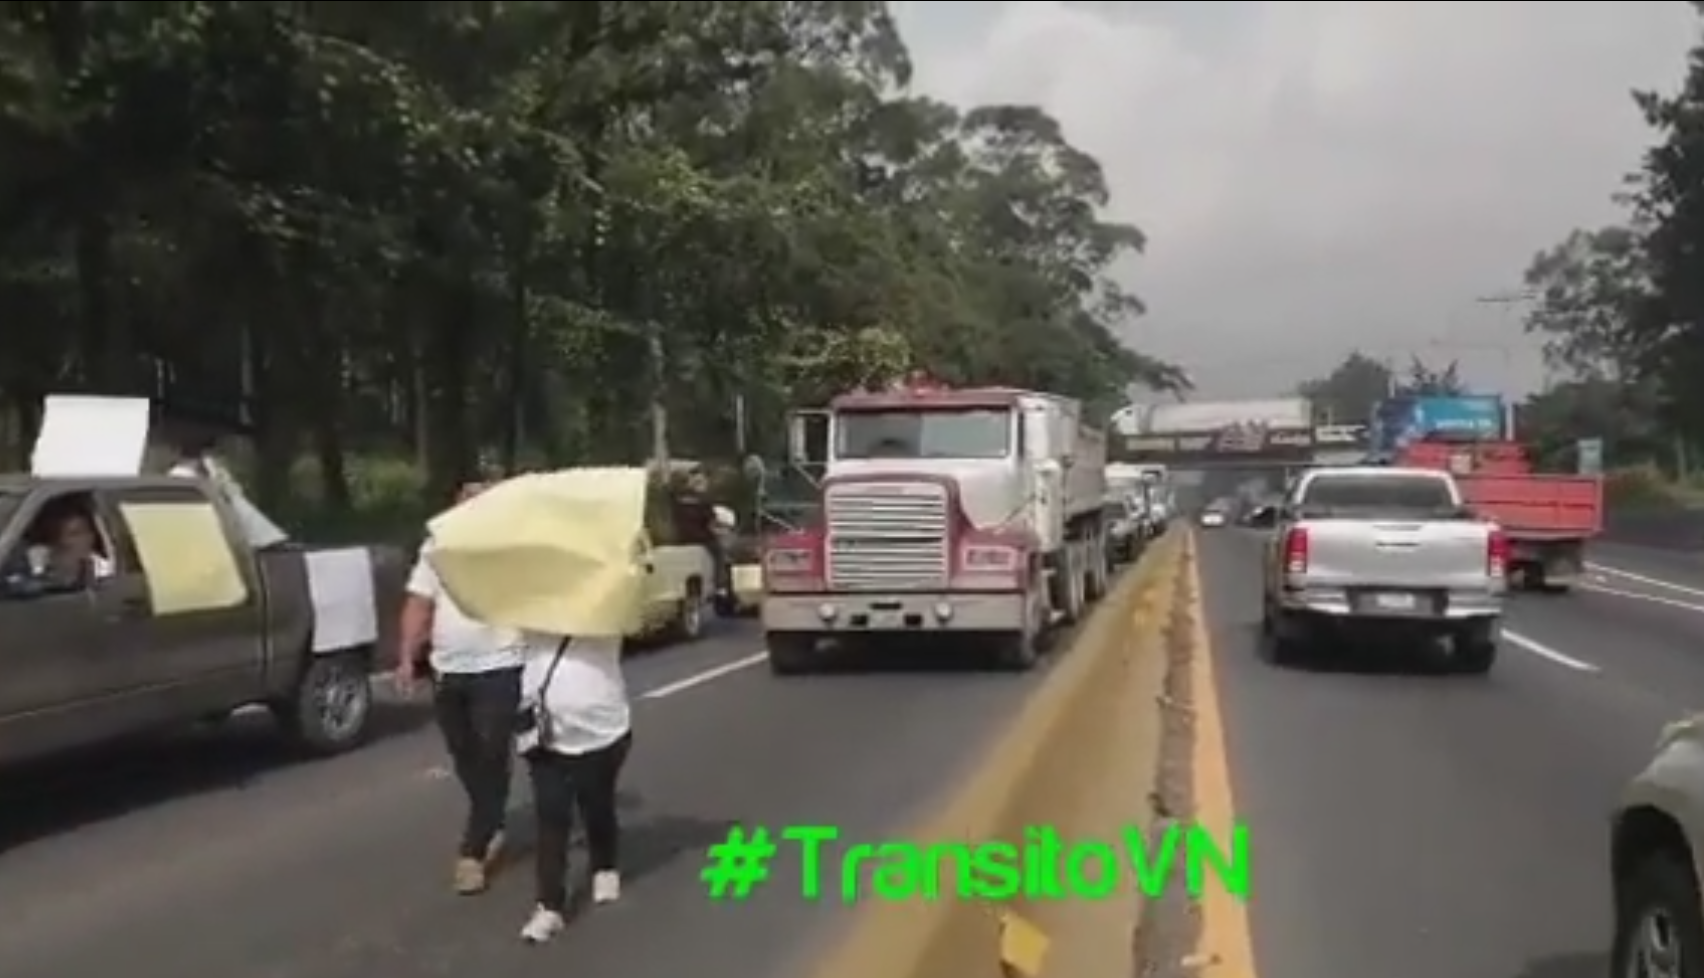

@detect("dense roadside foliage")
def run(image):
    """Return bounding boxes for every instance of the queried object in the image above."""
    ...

[1503,1,1704,493]
[0,1,1185,527]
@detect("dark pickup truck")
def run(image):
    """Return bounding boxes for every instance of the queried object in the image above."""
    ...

[0,473,407,767]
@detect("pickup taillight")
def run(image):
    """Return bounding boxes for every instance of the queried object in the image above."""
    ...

[1282,526,1309,574]
[1487,528,1509,578]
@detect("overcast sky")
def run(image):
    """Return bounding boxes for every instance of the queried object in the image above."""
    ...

[891,1,1696,400]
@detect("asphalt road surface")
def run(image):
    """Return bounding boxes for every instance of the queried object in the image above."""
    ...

[0,620,1061,978]
[1198,526,1704,978]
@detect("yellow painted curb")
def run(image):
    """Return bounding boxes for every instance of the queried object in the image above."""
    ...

[805,533,1185,978]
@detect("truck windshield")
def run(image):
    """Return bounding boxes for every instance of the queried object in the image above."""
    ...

[834,409,1011,460]
[1300,475,1456,514]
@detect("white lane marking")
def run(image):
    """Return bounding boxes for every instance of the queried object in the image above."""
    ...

[1586,562,1704,598]
[639,652,769,700]
[1503,629,1600,672]
[415,650,771,777]
[1581,582,1704,615]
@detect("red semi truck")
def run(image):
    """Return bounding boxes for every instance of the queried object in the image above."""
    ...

[1394,438,1602,591]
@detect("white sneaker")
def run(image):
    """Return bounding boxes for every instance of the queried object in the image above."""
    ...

[592,870,621,904]
[519,905,565,944]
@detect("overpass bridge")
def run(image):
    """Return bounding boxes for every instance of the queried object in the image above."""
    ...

[1109,399,1368,506]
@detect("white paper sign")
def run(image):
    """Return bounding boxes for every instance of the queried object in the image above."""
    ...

[31,395,151,476]
[303,547,378,652]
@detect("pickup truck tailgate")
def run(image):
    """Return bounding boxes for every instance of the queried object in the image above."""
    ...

[1302,519,1491,588]
[1454,474,1602,537]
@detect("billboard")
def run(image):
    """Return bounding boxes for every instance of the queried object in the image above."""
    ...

[1369,396,1503,456]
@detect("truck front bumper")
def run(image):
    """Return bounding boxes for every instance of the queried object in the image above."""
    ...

[762,592,1028,633]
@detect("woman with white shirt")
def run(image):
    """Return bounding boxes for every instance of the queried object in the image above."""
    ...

[516,632,633,944]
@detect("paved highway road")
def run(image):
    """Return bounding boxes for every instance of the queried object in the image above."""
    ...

[1199,527,1704,978]
[0,620,1062,978]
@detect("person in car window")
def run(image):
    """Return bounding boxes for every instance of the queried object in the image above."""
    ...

[50,511,112,581]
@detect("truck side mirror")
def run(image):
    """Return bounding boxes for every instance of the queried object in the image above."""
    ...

[787,409,829,468]
[1022,409,1049,460]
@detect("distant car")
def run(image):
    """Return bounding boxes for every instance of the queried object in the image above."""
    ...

[1240,500,1281,527]
[1109,495,1152,562]
[1612,714,1704,978]
[1199,500,1232,528]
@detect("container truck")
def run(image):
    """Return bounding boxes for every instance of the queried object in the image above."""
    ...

[761,380,1111,673]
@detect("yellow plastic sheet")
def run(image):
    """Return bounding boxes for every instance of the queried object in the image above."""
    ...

[119,502,249,614]
[425,468,648,637]
[732,563,764,600]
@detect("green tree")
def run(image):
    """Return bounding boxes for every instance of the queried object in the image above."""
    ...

[1624,0,1704,441]
[1519,224,1648,379]
[1296,351,1392,424]
[1399,357,1464,396]
[0,1,1185,536]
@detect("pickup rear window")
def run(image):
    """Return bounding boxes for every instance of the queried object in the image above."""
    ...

[1298,475,1457,514]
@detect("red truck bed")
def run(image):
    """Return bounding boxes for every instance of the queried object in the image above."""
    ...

[1454,474,1603,538]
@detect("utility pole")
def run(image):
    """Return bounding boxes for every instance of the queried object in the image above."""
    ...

[1474,291,1538,438]
[647,321,668,470]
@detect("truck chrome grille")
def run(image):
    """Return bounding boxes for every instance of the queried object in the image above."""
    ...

[825,482,950,590]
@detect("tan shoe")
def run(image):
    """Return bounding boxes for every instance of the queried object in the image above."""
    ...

[454,857,488,895]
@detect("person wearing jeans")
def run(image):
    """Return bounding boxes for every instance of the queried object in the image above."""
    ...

[516,634,632,944]
[396,483,526,895]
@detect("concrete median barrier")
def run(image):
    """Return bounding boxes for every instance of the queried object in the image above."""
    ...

[805,532,1186,978]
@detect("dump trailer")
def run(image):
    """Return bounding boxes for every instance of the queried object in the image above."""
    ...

[1395,439,1602,591]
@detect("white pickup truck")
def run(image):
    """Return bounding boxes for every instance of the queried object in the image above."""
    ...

[1257,466,1507,673]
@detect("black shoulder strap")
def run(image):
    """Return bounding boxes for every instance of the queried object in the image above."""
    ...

[533,635,574,698]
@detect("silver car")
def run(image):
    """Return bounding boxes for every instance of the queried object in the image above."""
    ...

[1613,715,1704,978]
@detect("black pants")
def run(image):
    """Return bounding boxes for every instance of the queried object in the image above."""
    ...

[528,732,632,912]
[432,667,523,859]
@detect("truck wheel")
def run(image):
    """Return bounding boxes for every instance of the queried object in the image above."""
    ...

[671,579,706,640]
[992,630,1041,671]
[1084,538,1109,601]
[275,652,373,756]
[1060,550,1086,622]
[767,634,818,676]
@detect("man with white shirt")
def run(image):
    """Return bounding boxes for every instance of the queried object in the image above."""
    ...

[396,482,525,895]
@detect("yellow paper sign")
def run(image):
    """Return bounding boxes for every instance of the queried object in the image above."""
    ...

[119,502,249,614]
[732,564,764,597]
[998,909,1050,977]
[425,468,649,637]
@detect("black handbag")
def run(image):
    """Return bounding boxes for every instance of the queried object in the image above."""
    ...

[515,636,573,745]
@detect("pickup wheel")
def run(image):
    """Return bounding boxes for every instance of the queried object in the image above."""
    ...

[1259,602,1305,666]
[1612,853,1704,978]
[671,579,706,641]
[767,633,818,676]
[275,652,373,756]
[1452,621,1499,674]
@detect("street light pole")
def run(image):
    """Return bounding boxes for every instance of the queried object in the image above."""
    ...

[1474,291,1538,438]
